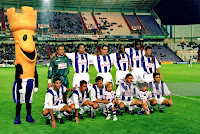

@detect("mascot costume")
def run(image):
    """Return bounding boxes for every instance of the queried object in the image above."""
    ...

[7,6,38,124]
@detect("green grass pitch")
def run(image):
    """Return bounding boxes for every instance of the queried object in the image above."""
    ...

[0,64,200,134]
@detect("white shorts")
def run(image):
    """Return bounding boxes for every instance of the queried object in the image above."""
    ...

[91,102,106,112]
[67,98,88,109]
[13,78,35,104]
[67,98,74,107]
[97,72,113,85]
[154,96,166,105]
[106,102,115,109]
[115,70,130,85]
[131,68,144,83]
[44,103,66,112]
[73,73,90,87]
[136,71,154,83]
[120,100,133,107]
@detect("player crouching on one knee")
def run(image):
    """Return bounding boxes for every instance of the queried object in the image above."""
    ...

[68,80,98,123]
[42,78,75,128]
[137,82,152,115]
[90,76,110,118]
[105,82,119,121]
[116,73,143,115]
[149,73,173,113]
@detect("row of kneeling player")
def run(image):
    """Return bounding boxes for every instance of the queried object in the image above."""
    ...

[42,73,173,128]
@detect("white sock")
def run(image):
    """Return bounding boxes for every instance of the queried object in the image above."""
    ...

[79,105,90,114]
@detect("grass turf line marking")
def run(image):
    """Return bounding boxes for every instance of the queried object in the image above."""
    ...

[172,94,200,102]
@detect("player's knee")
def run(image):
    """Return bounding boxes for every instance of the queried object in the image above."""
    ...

[165,101,172,107]
[151,99,157,106]
[42,109,49,116]
[145,111,150,115]
[119,102,125,109]
[137,100,143,107]
[93,103,99,109]
[88,101,93,106]
[111,107,115,111]
[70,104,75,110]
[143,106,148,110]
[66,107,72,113]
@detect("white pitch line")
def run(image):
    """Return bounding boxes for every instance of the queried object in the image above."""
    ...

[172,94,200,102]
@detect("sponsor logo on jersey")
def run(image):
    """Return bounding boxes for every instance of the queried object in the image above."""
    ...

[58,63,67,69]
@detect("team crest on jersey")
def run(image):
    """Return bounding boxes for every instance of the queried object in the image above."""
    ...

[135,55,141,60]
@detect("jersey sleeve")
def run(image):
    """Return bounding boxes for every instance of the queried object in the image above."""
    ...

[104,91,108,100]
[163,83,171,96]
[110,53,116,62]
[116,84,122,99]
[88,54,94,64]
[65,53,74,60]
[155,57,160,69]
[48,59,54,79]
[44,93,55,109]
[125,48,130,56]
[90,88,97,102]
[108,54,114,65]
[113,91,116,98]
[134,85,140,96]
[64,56,70,76]
[72,93,79,109]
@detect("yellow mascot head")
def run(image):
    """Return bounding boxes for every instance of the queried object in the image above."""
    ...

[7,6,37,79]
[7,6,37,62]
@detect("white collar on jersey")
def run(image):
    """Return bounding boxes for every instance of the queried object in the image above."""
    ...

[78,52,85,55]
[57,54,64,57]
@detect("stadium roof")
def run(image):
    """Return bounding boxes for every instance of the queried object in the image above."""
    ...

[0,0,160,11]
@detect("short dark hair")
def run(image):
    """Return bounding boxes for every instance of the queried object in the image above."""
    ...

[145,45,152,51]
[95,76,103,82]
[140,82,149,89]
[57,45,64,50]
[125,73,133,79]
[101,44,108,49]
[80,80,87,86]
[53,78,61,83]
[153,73,160,78]
[78,43,84,49]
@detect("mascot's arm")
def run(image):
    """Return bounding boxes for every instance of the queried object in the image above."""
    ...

[15,64,23,90]
[34,66,39,92]
[34,66,38,88]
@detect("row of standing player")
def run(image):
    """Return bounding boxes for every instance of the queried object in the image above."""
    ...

[42,42,173,128]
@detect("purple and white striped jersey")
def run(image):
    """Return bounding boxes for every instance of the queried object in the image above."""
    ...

[116,81,140,101]
[93,55,113,73]
[104,90,116,103]
[66,52,93,73]
[110,53,130,71]
[141,56,160,74]
[125,48,145,68]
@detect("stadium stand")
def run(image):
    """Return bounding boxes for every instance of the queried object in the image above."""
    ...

[151,44,182,62]
[81,12,98,34]
[94,12,130,35]
[0,43,15,63]
[51,12,84,34]
[137,15,164,35]
[169,42,199,61]
[125,15,140,28]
